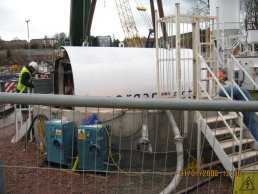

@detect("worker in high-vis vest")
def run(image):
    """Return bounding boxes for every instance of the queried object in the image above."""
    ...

[16,61,39,93]
[16,61,38,123]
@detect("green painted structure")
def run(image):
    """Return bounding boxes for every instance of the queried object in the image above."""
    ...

[70,0,95,46]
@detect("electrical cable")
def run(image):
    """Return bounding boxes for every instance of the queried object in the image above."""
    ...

[99,109,129,123]
[112,125,142,139]
[103,125,178,176]
[38,116,46,153]
[239,70,245,87]
[23,114,49,150]
[98,109,148,139]
[104,125,144,176]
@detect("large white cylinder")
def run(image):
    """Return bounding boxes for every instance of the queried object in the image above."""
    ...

[210,0,240,32]
[59,47,193,98]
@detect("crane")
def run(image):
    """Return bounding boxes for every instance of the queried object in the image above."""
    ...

[115,0,168,48]
[69,0,167,48]
[114,0,144,47]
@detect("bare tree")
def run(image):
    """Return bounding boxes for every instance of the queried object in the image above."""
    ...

[54,33,60,39]
[186,0,257,30]
[241,0,258,30]
[186,0,210,15]
[53,32,67,40]
[59,32,67,39]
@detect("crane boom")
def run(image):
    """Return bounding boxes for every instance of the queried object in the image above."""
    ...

[115,0,143,47]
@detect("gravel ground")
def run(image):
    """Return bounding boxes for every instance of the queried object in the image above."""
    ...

[0,122,233,194]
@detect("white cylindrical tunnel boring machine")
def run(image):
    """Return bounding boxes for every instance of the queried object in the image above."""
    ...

[54,46,194,98]
[38,46,193,194]
[39,47,195,156]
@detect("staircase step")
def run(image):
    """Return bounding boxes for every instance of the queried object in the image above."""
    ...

[201,160,221,169]
[228,149,258,163]
[212,127,241,136]
[225,48,232,51]
[201,78,212,81]
[242,162,258,171]
[220,138,255,149]
[203,58,216,63]
[206,113,237,123]
[200,43,212,45]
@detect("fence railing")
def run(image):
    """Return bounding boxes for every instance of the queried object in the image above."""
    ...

[0,92,258,111]
[0,92,258,193]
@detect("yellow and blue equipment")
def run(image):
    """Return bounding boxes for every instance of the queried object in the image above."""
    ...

[45,119,74,167]
[77,124,108,171]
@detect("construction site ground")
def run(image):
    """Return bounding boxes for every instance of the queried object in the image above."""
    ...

[0,112,234,194]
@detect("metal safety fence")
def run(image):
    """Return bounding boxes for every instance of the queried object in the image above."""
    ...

[0,93,258,194]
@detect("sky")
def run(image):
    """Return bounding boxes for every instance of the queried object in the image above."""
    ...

[0,0,190,41]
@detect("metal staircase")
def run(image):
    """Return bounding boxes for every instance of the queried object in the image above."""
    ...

[196,110,258,179]
[155,5,258,182]
[196,53,258,180]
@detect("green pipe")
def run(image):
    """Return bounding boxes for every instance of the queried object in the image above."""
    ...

[70,0,91,46]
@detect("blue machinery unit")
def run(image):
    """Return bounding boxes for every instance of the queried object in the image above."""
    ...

[45,120,74,167]
[44,120,109,171]
[77,125,108,171]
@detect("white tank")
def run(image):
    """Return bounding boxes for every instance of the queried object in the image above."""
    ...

[210,0,240,33]
[56,47,193,99]
[41,47,196,151]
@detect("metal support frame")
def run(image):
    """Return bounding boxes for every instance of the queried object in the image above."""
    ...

[14,88,32,143]
[214,7,220,96]
[238,112,243,170]
[192,17,197,98]
[196,113,202,173]
[175,3,181,99]
[155,10,160,97]
[115,0,143,47]
[183,111,188,138]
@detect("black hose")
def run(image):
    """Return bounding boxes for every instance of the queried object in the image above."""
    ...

[99,109,129,124]
[23,114,49,148]
[239,70,245,87]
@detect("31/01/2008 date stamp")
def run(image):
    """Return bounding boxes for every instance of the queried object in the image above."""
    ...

[180,169,241,177]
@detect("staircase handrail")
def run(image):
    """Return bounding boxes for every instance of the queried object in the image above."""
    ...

[232,80,258,118]
[198,81,241,144]
[231,54,258,90]
[197,54,242,144]
[198,53,231,99]
[214,46,224,68]
[238,112,243,170]
[231,37,241,50]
